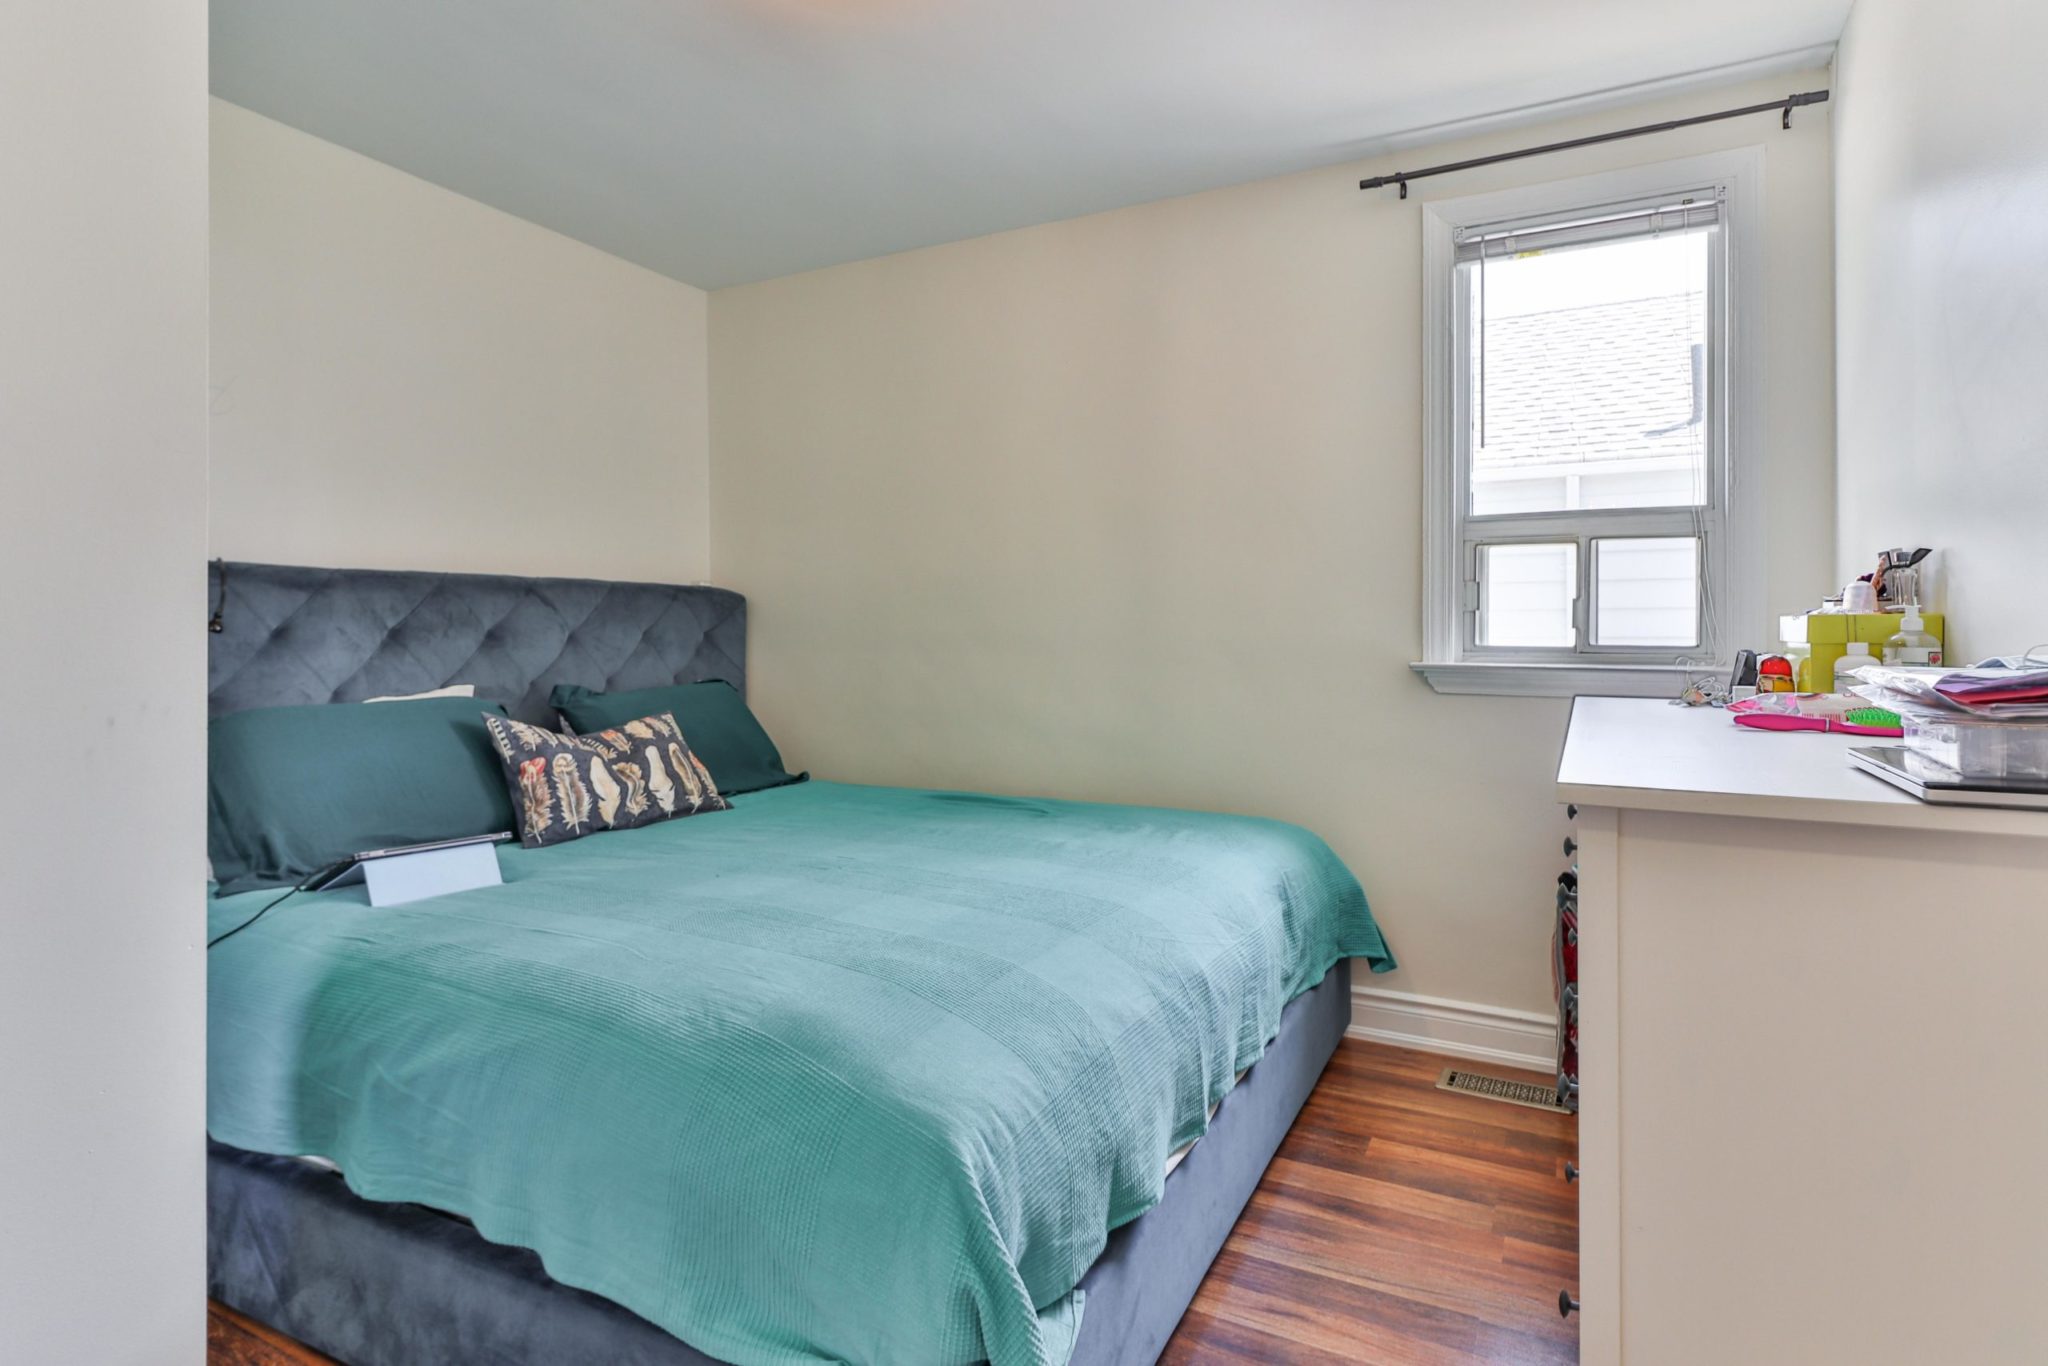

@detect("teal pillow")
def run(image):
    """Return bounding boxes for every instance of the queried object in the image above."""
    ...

[208,697,516,894]
[550,680,803,796]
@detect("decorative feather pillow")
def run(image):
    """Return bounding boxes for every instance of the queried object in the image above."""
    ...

[481,712,728,848]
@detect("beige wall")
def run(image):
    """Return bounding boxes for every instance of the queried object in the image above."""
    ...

[710,73,1836,1015]
[1834,0,2048,661]
[1,2,209,1359]
[210,100,712,582]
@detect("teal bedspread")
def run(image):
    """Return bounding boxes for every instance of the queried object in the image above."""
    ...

[207,781,1393,1366]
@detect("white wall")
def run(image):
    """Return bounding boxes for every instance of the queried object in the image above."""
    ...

[710,73,1836,1017]
[1833,0,2048,661]
[0,4,209,1361]
[210,100,712,583]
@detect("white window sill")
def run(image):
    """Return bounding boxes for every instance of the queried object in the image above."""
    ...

[1410,660,1706,698]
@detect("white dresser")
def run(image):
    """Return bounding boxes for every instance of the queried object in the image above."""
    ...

[1558,697,2048,1366]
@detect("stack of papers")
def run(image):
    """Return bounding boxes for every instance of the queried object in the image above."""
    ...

[1933,669,2048,712]
[1851,666,2048,721]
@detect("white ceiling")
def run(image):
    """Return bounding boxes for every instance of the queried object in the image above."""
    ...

[210,1,1850,290]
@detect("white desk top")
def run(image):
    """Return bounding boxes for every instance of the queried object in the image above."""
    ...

[1557,696,2048,839]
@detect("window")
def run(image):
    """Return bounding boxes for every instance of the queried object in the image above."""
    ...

[1414,151,1761,697]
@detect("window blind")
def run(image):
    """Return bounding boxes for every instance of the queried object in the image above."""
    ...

[1454,195,1721,262]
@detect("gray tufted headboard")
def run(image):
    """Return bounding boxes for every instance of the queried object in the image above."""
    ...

[207,562,745,725]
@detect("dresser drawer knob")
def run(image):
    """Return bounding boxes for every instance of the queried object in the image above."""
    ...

[1559,1290,1580,1318]
[1564,1161,1578,1183]
[1563,836,1577,858]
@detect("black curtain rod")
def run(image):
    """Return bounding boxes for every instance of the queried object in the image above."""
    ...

[1359,90,1829,198]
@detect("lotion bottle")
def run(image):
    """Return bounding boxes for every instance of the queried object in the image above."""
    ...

[1834,641,1880,690]
[1883,606,1942,667]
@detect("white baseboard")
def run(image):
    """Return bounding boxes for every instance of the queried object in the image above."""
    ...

[1347,985,1559,1074]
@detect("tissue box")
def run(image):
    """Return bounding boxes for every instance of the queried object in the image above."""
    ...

[1780,611,1946,691]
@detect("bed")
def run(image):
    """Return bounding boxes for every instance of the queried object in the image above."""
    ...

[204,562,1393,1366]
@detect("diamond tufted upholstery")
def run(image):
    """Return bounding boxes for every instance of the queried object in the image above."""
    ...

[207,562,745,724]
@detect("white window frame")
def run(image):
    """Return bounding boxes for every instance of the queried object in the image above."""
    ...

[1411,148,1765,698]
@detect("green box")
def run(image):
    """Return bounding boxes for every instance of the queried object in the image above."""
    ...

[1779,611,1946,691]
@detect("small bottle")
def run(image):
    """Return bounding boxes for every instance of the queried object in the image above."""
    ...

[1883,606,1943,667]
[1834,641,1879,690]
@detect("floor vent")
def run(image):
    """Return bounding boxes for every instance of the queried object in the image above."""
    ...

[1436,1066,1572,1114]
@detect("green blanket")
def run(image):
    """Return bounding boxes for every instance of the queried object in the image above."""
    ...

[208,781,1393,1365]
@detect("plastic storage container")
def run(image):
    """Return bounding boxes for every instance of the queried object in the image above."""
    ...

[1902,714,2048,782]
[1781,611,1946,691]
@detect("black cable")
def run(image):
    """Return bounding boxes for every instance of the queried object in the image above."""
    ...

[209,558,227,633]
[206,860,350,949]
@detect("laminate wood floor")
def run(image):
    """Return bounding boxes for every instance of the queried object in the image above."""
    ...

[209,1040,1577,1365]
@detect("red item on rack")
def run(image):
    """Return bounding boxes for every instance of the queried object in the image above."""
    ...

[1756,654,1797,693]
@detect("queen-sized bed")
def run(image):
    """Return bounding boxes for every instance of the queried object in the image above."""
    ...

[204,562,1393,1366]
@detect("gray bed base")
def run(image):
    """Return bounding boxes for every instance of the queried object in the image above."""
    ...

[203,561,1352,1365]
